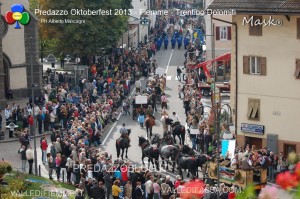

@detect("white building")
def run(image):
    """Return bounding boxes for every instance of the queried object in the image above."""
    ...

[204,0,232,81]
[209,0,300,157]
[119,0,156,48]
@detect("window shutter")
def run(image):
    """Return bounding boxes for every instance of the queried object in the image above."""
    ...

[216,26,220,40]
[251,101,259,118]
[260,57,267,76]
[247,99,254,118]
[249,16,262,36]
[256,16,263,36]
[297,18,300,39]
[295,59,300,79]
[243,56,250,74]
[227,26,231,40]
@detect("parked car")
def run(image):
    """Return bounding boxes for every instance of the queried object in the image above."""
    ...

[64,54,75,62]
[46,54,56,62]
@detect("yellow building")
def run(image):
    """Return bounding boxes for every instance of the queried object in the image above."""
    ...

[209,0,300,157]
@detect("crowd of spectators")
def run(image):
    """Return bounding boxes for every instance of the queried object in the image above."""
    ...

[7,14,290,199]
[181,35,288,192]
[11,14,191,199]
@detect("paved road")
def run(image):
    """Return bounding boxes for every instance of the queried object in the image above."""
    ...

[0,45,228,178]
[99,45,230,180]
[0,45,293,199]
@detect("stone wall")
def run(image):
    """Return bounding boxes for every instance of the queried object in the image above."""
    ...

[0,4,7,106]
[12,12,43,99]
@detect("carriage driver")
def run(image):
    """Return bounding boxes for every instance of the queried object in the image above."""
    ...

[120,123,131,146]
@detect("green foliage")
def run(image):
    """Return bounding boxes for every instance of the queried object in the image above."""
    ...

[235,185,256,199]
[210,126,214,134]
[29,0,39,12]
[8,179,26,191]
[294,185,300,199]
[219,110,229,123]
[0,193,22,199]
[1,171,76,199]
[0,162,12,175]
[39,0,131,57]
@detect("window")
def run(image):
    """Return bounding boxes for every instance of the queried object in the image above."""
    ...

[250,57,261,74]
[243,56,266,75]
[216,26,231,40]
[297,18,300,39]
[295,59,300,79]
[249,16,262,36]
[220,27,227,40]
[284,144,296,158]
[247,98,260,120]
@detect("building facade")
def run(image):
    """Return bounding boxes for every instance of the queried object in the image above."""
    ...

[209,0,300,157]
[205,0,232,81]
[119,0,156,48]
[0,1,42,106]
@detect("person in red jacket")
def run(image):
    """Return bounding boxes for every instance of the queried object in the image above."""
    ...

[40,135,48,165]
[121,165,129,185]
[228,186,236,199]
[174,175,181,189]
[28,115,34,136]
[28,115,34,126]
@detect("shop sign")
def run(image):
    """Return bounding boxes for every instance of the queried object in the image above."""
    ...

[241,123,264,135]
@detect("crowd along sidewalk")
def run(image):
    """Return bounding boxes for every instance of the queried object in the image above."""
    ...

[0,98,31,143]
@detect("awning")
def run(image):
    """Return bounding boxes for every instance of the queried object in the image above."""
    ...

[192,52,231,78]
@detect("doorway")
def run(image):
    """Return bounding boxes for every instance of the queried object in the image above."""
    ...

[245,136,262,150]
[284,144,296,158]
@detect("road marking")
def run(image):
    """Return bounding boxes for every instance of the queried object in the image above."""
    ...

[166,49,173,73]
[102,88,135,145]
[166,76,172,80]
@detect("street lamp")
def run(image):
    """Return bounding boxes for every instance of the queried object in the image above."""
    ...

[30,37,38,176]
[200,103,233,194]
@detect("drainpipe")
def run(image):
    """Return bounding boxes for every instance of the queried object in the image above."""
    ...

[211,15,238,136]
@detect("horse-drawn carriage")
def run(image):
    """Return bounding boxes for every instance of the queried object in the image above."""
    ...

[132,94,152,120]
[207,162,267,190]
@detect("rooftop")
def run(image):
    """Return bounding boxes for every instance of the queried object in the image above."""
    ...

[208,0,300,14]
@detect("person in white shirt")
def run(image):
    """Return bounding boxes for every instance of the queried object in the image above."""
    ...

[33,105,40,117]
[26,146,34,174]
[52,102,59,116]
[145,175,154,199]
[230,153,239,169]
[172,112,180,122]
[50,111,56,130]
[135,79,142,94]
[161,93,167,109]
[4,105,11,126]
[12,103,17,111]
[26,103,32,116]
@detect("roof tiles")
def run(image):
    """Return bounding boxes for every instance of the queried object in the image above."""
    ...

[208,0,300,14]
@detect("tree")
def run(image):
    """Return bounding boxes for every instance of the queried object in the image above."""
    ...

[37,0,131,58]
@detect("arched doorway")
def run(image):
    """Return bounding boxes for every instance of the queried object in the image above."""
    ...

[3,53,11,98]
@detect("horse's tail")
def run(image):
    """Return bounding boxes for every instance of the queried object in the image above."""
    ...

[181,125,186,144]
[116,140,120,157]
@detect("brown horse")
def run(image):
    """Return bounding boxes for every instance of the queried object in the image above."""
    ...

[145,115,155,138]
